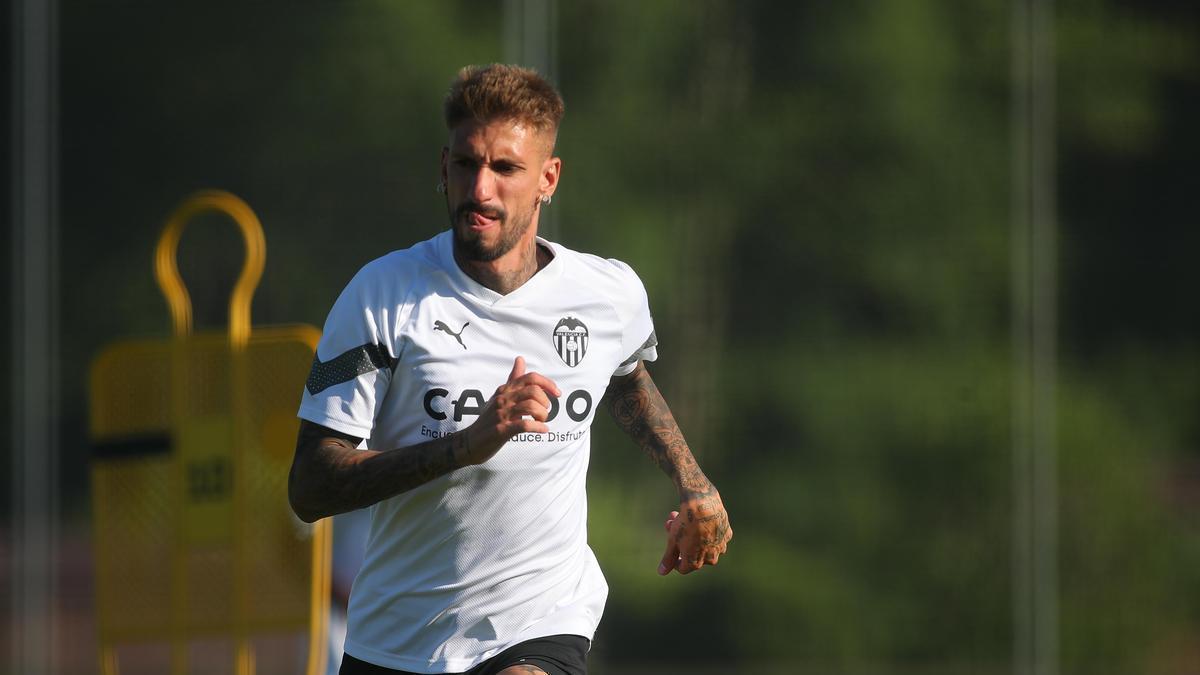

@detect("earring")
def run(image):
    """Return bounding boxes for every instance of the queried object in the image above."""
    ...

[540,194,552,205]
[436,181,446,194]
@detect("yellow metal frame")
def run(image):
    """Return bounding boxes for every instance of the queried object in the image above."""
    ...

[154,189,266,348]
[96,190,330,675]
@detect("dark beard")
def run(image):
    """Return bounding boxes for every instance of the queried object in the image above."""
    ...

[450,201,533,262]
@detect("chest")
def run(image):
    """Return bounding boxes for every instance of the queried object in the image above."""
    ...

[389,292,622,432]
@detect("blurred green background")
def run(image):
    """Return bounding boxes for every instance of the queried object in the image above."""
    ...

[5,0,1199,673]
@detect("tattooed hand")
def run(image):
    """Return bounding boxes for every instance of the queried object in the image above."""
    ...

[658,488,733,575]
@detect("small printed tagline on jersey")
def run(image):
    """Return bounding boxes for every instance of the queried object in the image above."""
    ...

[420,424,586,444]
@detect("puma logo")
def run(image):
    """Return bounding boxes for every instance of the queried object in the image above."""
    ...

[434,320,469,349]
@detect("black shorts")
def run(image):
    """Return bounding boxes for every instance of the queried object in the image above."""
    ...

[339,634,589,675]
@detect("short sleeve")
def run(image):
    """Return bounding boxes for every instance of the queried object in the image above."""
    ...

[297,261,400,438]
[609,260,658,377]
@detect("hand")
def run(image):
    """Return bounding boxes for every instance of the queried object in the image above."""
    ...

[463,356,561,465]
[658,488,732,575]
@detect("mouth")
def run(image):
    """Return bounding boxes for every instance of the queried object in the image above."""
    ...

[467,211,499,231]
[456,202,504,232]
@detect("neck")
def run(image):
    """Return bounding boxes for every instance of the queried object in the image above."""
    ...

[454,237,552,295]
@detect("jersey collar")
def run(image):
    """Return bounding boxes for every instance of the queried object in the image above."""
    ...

[437,230,564,308]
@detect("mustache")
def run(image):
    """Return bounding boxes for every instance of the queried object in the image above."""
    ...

[454,200,506,223]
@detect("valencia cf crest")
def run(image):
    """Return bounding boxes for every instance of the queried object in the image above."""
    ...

[552,316,589,367]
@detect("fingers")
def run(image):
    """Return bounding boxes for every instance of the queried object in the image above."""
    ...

[495,396,552,437]
[493,386,554,426]
[467,358,563,464]
[498,417,550,437]
[516,385,553,417]
[500,390,552,420]
[664,510,679,532]
[676,549,704,574]
[508,355,526,382]
[491,358,559,439]
[516,372,561,398]
[660,515,708,576]
[659,506,730,576]
[665,548,720,575]
[658,536,679,576]
[507,357,561,397]
[494,359,559,427]
[675,540,724,574]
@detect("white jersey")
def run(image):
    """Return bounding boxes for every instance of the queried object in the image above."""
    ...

[297,230,657,673]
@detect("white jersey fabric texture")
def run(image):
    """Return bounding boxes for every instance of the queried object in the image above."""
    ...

[297,230,658,673]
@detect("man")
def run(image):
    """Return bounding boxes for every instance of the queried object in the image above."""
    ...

[289,64,731,675]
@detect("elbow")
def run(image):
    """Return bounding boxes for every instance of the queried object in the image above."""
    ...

[289,495,322,524]
[287,464,326,524]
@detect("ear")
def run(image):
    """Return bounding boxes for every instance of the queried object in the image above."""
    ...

[540,155,562,199]
[440,146,449,185]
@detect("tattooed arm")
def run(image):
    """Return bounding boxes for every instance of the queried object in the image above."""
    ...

[289,356,559,522]
[605,361,733,575]
[287,420,470,522]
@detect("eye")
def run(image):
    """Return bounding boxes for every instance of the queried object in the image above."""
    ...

[452,157,477,170]
[492,162,520,175]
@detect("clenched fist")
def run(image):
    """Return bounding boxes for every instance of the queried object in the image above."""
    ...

[462,356,561,465]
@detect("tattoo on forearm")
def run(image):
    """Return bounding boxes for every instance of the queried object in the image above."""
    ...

[605,365,711,496]
[292,421,468,519]
[605,365,731,550]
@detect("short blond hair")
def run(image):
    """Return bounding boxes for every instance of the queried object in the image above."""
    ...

[443,64,565,138]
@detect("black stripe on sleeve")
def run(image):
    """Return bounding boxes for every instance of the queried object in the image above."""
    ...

[619,330,658,368]
[305,343,398,395]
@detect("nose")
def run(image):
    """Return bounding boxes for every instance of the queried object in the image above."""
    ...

[468,166,497,204]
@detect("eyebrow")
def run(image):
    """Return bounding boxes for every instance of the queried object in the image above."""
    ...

[449,150,526,168]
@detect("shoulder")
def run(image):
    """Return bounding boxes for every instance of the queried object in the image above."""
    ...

[319,233,449,349]
[549,242,651,327]
[551,242,647,295]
